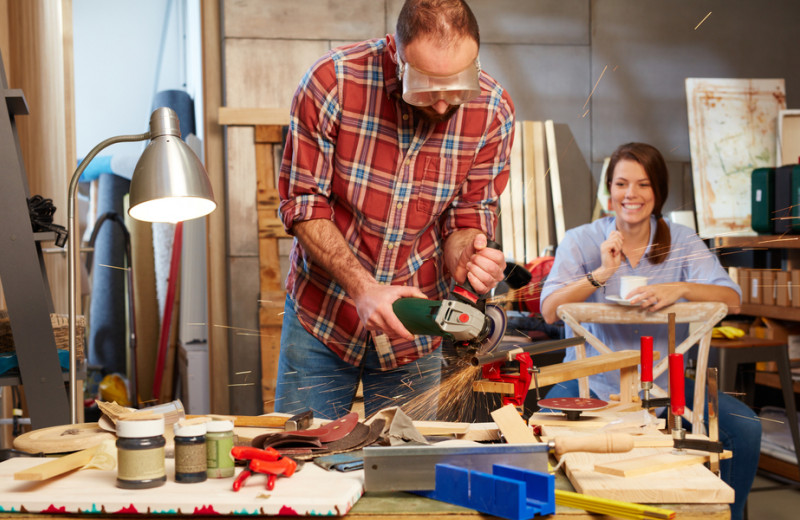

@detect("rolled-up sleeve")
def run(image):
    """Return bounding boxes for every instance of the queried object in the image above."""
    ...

[279,56,340,234]
[440,89,514,242]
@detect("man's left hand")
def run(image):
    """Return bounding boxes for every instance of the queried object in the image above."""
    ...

[454,233,505,295]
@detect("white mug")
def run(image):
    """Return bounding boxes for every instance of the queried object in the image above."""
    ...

[620,275,648,300]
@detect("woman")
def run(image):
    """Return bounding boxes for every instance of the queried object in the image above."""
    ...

[540,142,758,520]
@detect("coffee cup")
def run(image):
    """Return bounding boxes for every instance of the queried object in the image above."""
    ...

[619,275,647,300]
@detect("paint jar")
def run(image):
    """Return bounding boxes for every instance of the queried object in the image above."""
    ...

[205,419,235,478]
[173,421,207,483]
[116,415,166,489]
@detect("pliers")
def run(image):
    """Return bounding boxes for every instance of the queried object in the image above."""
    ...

[231,446,298,491]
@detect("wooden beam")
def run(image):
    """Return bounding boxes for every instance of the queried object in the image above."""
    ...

[219,107,290,126]
[201,0,231,413]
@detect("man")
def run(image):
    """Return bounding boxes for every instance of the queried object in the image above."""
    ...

[276,0,515,420]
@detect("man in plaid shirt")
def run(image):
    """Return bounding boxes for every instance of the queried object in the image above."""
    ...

[276,0,515,420]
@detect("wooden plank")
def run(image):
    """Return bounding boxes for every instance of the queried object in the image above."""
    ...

[594,450,733,478]
[545,120,566,245]
[220,107,290,127]
[201,0,231,414]
[507,121,524,261]
[14,445,101,481]
[532,121,551,256]
[499,164,515,260]
[522,121,538,263]
[490,404,536,444]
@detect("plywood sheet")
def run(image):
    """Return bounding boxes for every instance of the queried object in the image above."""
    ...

[0,458,363,515]
[686,78,786,238]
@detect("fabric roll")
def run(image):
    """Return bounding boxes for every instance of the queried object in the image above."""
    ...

[88,173,131,375]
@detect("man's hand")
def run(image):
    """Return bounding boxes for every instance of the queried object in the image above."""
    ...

[352,283,428,340]
[451,233,505,295]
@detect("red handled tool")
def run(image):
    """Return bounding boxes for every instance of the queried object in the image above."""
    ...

[639,336,669,409]
[231,446,298,491]
[481,351,534,411]
[668,353,687,451]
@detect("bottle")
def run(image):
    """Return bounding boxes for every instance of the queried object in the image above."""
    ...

[116,414,166,489]
[206,419,235,478]
[173,420,207,483]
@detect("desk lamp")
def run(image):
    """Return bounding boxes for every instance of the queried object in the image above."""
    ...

[67,107,216,423]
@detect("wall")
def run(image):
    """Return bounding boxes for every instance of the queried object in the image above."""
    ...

[217,0,800,414]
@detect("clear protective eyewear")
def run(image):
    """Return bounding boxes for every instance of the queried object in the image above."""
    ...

[396,52,481,107]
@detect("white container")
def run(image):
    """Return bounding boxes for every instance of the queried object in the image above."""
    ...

[620,275,648,299]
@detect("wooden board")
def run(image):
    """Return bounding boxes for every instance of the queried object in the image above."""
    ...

[545,120,565,245]
[521,121,538,263]
[13,423,115,454]
[0,457,363,516]
[594,449,733,478]
[541,424,733,504]
[531,121,551,257]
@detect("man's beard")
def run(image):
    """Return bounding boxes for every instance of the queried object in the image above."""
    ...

[412,104,459,124]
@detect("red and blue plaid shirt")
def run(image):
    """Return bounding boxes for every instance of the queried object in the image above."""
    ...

[279,37,515,370]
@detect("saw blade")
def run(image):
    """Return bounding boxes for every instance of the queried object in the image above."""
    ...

[476,304,507,355]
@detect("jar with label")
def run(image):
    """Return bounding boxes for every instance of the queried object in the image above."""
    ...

[116,415,166,489]
[206,419,235,478]
[173,420,207,483]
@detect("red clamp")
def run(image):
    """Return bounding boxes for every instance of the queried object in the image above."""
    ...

[231,446,298,491]
[481,352,533,407]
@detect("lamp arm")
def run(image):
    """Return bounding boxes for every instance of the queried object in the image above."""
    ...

[68,132,150,424]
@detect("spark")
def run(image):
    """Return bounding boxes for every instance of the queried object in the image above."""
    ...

[583,65,608,110]
[581,109,590,118]
[694,11,712,30]
[228,383,255,387]
[212,323,262,333]
[729,412,779,423]
[235,371,252,375]
[98,263,130,271]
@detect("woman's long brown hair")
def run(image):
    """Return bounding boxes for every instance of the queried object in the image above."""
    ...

[605,142,671,265]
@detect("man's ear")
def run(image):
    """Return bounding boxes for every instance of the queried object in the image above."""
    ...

[387,34,397,60]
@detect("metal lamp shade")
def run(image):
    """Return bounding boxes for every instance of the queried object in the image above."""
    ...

[128,108,216,223]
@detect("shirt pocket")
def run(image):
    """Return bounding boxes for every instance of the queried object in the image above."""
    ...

[414,154,466,218]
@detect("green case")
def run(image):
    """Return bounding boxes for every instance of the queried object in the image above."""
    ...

[751,167,775,234]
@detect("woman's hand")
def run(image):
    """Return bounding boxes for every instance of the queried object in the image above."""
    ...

[596,231,624,283]
[627,282,687,312]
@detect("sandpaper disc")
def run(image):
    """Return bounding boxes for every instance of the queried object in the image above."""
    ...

[13,422,115,454]
[537,397,608,420]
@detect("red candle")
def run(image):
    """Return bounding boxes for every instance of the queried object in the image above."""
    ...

[669,353,685,416]
[640,336,653,383]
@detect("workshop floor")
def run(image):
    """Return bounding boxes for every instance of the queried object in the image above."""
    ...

[747,475,800,518]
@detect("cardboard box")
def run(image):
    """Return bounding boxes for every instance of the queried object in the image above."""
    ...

[776,270,790,307]
[792,270,800,308]
[750,316,789,342]
[762,270,777,306]
[738,268,751,303]
[749,269,762,304]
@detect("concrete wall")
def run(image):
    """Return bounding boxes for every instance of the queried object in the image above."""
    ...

[220,0,800,413]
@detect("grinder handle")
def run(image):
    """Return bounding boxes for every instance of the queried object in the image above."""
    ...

[456,239,503,301]
[552,433,634,458]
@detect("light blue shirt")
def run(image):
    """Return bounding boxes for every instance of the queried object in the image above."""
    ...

[540,216,741,399]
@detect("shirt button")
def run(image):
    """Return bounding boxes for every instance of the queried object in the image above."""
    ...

[402,114,409,121]
[387,244,394,250]
[397,202,403,209]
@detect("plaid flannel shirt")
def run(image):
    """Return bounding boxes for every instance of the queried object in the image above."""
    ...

[279,37,515,370]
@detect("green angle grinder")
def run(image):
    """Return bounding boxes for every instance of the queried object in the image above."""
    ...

[392,241,530,356]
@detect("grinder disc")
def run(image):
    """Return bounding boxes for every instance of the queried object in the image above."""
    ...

[477,304,507,355]
[537,397,608,421]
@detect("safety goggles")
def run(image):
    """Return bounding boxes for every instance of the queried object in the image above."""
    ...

[396,52,481,107]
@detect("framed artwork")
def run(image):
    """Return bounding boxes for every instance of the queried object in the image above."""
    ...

[686,78,786,238]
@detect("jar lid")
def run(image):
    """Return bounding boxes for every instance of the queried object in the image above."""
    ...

[205,419,234,433]
[117,415,165,438]
[173,421,207,437]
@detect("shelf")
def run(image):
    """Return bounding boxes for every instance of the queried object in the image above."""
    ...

[755,370,800,394]
[758,452,800,482]
[740,303,800,321]
[714,235,800,249]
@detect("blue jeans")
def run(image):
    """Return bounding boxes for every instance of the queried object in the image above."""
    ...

[544,379,761,520]
[274,297,443,420]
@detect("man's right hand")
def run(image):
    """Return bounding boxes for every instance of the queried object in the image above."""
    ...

[352,282,428,341]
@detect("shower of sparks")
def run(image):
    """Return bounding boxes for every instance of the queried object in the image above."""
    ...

[583,65,608,110]
[694,12,712,30]
[98,263,130,271]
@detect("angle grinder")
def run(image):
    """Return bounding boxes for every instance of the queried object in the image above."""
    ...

[392,240,527,356]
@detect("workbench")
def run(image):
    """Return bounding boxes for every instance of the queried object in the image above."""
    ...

[0,459,730,520]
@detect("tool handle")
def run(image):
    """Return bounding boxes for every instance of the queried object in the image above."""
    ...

[669,353,685,416]
[250,457,298,477]
[454,239,503,301]
[186,414,288,429]
[552,433,634,458]
[231,446,281,462]
[640,336,653,383]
